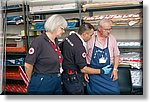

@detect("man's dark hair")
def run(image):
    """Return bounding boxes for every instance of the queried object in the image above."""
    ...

[78,23,95,35]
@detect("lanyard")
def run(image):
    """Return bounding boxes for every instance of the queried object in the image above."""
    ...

[49,40,62,63]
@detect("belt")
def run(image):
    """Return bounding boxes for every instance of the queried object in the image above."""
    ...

[63,69,79,75]
[34,72,61,77]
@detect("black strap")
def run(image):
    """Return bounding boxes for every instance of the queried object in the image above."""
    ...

[94,34,97,47]
[58,41,64,55]
[100,69,104,74]
[107,37,109,48]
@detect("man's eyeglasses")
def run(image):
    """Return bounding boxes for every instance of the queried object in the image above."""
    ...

[102,28,112,32]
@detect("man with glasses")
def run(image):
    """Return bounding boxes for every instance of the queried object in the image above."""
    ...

[85,19,120,95]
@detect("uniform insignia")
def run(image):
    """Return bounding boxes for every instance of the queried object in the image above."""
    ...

[65,37,74,46]
[28,48,34,54]
[82,52,86,58]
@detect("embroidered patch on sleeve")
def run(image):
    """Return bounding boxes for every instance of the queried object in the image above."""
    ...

[82,52,86,58]
[28,48,34,54]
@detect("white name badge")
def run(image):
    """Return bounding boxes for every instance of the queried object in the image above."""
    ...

[99,57,107,63]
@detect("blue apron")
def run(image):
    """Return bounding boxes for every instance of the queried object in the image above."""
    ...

[87,35,120,95]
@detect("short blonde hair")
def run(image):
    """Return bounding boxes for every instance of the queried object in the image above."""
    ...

[44,14,67,32]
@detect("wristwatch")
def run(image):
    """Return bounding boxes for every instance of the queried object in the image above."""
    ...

[113,68,118,71]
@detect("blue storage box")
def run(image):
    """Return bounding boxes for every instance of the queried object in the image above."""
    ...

[6,59,16,65]
[15,58,25,65]
[32,21,45,31]
[6,57,25,65]
[67,18,80,28]
[7,16,23,25]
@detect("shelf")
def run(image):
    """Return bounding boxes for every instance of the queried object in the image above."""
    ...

[6,47,26,53]
[65,27,79,30]
[3,7,23,13]
[118,46,143,49]
[84,4,143,12]
[6,65,24,67]
[30,29,45,32]
[2,4,28,14]
[17,24,143,37]
[29,27,79,32]
[112,25,142,29]
[93,25,142,30]
[7,22,24,25]
[6,52,26,56]
[6,36,22,39]
[29,4,142,15]
[30,8,80,15]
[6,77,22,81]
[119,64,131,68]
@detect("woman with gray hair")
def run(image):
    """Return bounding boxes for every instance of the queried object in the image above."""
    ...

[24,14,67,95]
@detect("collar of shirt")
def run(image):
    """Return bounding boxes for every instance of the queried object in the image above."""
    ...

[42,32,50,42]
[75,33,87,49]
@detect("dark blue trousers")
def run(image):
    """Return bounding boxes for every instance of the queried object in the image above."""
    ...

[62,73,84,95]
[28,73,62,95]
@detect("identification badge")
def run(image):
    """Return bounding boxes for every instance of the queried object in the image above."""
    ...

[99,57,107,63]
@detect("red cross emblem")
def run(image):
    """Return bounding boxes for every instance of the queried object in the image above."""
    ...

[29,48,34,54]
[82,52,86,58]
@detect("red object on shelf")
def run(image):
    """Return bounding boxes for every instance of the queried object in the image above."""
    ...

[6,72,21,79]
[6,47,26,52]
[6,67,22,79]
[5,66,29,93]
[121,59,142,63]
[6,44,17,47]
[6,81,27,93]
[18,66,29,86]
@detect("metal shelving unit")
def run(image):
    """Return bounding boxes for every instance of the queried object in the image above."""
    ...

[25,0,82,45]
[2,0,28,95]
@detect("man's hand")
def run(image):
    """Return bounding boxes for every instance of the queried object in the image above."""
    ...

[84,74,89,83]
[111,70,118,81]
[101,65,112,74]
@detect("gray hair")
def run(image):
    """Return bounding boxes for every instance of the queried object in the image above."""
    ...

[98,19,112,27]
[44,14,67,32]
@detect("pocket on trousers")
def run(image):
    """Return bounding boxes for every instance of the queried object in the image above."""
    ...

[28,75,44,92]
[63,74,84,94]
